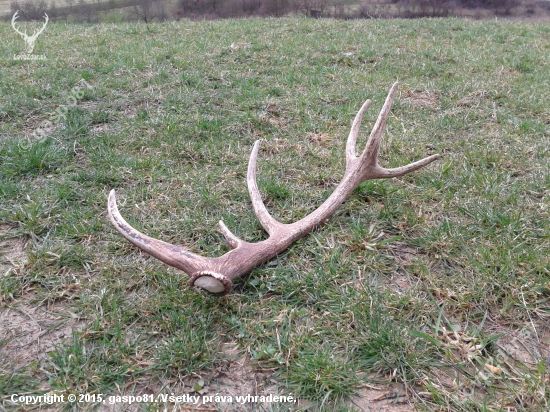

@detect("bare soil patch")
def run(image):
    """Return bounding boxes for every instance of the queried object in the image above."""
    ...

[0,224,26,276]
[0,301,84,373]
[351,384,414,412]
[402,91,439,110]
[1,225,84,391]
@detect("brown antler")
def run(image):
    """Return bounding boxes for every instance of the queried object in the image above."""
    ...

[108,82,441,296]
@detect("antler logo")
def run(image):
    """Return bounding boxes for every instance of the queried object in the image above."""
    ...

[11,10,49,54]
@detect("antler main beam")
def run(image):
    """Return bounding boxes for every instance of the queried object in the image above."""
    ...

[108,82,441,296]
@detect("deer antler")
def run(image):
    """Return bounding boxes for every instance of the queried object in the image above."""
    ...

[108,82,441,296]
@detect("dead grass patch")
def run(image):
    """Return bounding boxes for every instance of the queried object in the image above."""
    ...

[402,90,439,109]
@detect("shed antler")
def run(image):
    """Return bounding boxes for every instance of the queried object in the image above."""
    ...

[108,82,441,296]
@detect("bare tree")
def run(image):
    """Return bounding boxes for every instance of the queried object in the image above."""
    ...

[75,0,96,23]
[243,0,264,15]
[10,1,49,20]
[131,0,156,22]
[174,0,329,18]
[217,0,265,17]
[293,0,329,17]
[154,0,169,20]
[48,0,59,18]
[492,0,520,15]
[260,0,290,16]
[183,0,219,14]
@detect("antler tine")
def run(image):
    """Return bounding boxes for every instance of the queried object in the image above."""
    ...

[361,81,399,166]
[356,81,441,179]
[246,140,285,235]
[382,153,442,178]
[218,220,244,249]
[346,99,371,169]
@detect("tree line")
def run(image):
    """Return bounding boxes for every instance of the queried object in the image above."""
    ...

[6,0,529,23]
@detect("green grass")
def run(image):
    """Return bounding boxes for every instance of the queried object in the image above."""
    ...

[1,17,549,411]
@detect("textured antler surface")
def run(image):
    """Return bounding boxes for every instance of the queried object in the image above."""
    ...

[108,82,441,296]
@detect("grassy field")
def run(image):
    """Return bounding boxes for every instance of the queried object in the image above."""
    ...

[1,17,549,411]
